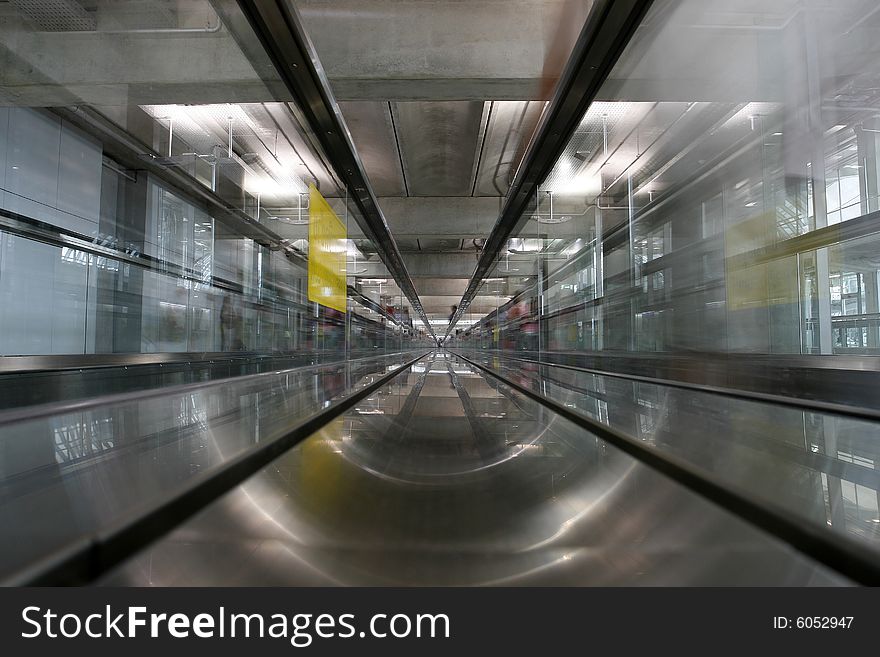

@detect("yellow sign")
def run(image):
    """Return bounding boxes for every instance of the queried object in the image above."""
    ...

[308,184,347,312]
[725,212,770,311]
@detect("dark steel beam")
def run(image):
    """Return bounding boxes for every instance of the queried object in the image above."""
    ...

[235,0,434,337]
[446,0,656,336]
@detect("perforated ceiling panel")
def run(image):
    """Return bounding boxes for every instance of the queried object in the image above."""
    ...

[11,0,96,31]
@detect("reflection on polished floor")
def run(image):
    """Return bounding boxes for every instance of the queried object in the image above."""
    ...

[0,352,420,584]
[101,353,848,586]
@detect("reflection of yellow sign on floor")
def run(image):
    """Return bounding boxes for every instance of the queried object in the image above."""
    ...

[308,184,347,312]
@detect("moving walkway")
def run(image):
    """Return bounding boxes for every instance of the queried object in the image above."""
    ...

[1,351,878,586]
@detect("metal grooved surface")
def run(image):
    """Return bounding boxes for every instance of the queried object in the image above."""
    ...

[97,352,857,586]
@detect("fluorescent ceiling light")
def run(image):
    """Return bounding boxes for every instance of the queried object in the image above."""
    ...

[545,172,602,196]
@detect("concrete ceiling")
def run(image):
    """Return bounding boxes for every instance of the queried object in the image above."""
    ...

[295,0,592,319]
[295,0,592,102]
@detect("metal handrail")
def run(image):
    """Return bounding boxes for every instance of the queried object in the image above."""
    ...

[0,350,424,426]
[470,349,880,425]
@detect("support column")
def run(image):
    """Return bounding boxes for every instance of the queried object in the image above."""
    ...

[805,12,833,355]
[94,159,149,353]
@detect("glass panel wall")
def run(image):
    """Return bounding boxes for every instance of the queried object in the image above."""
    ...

[0,0,428,359]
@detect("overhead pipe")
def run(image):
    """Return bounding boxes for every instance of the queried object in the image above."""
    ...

[92,17,223,35]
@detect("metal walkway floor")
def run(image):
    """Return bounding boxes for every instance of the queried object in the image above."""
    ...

[4,350,880,585]
[95,352,854,586]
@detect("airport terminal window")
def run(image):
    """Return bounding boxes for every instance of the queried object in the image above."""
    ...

[825,130,864,226]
